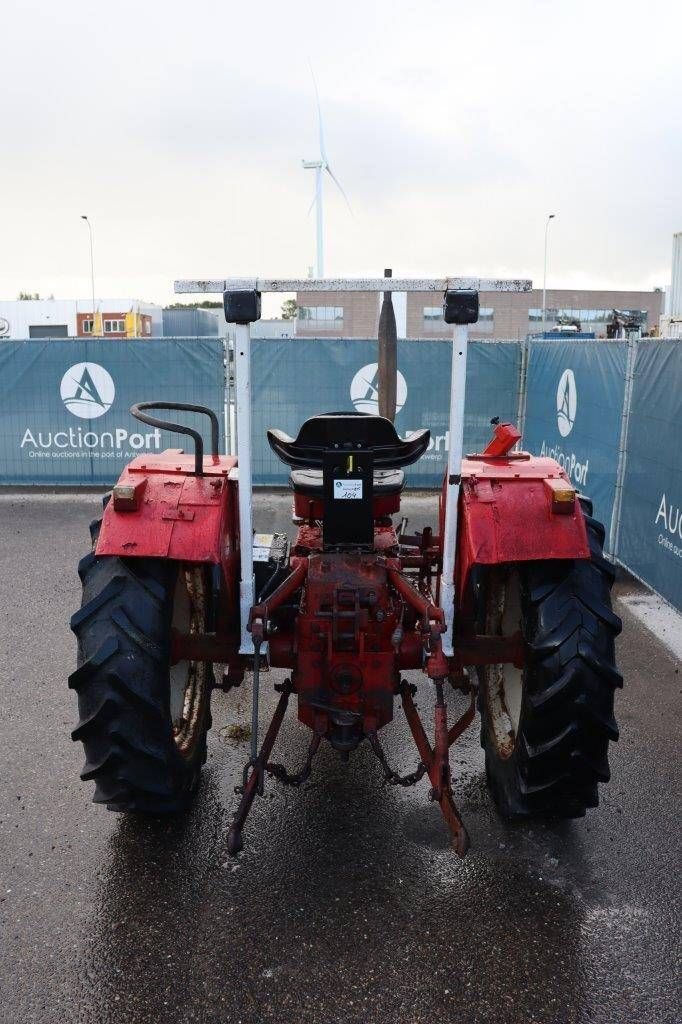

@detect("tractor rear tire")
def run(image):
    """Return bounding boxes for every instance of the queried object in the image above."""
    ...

[69,517,212,814]
[479,499,622,820]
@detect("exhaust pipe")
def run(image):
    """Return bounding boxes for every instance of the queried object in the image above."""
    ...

[378,267,397,422]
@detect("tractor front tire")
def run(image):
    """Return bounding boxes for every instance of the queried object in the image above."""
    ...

[69,520,212,813]
[480,499,622,820]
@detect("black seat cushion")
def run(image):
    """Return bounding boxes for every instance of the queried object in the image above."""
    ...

[291,467,404,497]
[268,412,430,470]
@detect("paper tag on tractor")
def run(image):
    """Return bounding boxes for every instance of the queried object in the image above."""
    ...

[334,479,363,500]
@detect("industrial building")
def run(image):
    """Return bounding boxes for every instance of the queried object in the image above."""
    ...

[161,306,221,337]
[295,286,665,340]
[0,298,296,341]
[161,307,296,339]
[0,298,161,339]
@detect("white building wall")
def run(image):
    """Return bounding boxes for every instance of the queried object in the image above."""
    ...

[250,318,296,339]
[0,299,77,338]
[670,232,682,320]
[0,298,163,339]
[136,301,164,337]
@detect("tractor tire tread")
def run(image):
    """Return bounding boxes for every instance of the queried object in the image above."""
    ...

[483,503,622,821]
[70,525,210,815]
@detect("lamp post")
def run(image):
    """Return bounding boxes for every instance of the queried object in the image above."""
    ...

[80,215,96,336]
[542,213,555,336]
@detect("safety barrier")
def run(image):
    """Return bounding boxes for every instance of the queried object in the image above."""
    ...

[611,341,682,610]
[0,338,226,485]
[0,333,679,610]
[249,338,520,486]
[521,340,628,539]
[521,337,682,611]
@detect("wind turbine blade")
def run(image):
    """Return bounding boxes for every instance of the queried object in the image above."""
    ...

[326,165,352,214]
[307,194,316,217]
[317,102,327,165]
[308,61,327,164]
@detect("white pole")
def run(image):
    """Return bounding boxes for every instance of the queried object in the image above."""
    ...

[229,368,237,457]
[234,322,255,655]
[81,215,96,336]
[440,323,469,657]
[542,213,555,336]
[315,165,324,277]
[393,291,407,338]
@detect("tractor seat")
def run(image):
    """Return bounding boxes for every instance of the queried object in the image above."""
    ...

[290,466,404,498]
[267,412,430,470]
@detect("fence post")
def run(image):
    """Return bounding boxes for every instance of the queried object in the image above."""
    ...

[609,336,638,559]
[517,336,530,439]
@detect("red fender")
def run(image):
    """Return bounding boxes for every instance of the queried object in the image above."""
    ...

[441,452,590,604]
[96,450,239,564]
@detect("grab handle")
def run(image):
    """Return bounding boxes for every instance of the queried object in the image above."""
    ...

[130,401,220,476]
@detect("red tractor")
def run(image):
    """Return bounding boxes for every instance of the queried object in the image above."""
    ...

[70,277,622,856]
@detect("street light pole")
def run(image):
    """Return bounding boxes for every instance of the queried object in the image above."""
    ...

[81,215,96,336]
[542,213,555,336]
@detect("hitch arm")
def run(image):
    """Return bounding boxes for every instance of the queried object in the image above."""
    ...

[386,566,449,680]
[227,679,293,855]
[386,566,444,630]
[399,679,473,857]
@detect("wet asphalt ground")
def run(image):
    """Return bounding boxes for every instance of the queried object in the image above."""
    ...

[0,491,680,1024]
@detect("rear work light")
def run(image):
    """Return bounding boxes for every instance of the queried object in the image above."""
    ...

[544,477,576,514]
[112,479,147,511]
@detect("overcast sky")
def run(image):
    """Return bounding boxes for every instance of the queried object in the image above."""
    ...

[2,0,680,312]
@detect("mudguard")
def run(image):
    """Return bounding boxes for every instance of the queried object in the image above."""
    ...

[448,453,590,602]
[96,450,239,564]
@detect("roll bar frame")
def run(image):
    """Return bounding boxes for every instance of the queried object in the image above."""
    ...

[174,276,532,655]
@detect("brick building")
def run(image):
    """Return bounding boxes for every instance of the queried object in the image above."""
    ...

[295,287,664,340]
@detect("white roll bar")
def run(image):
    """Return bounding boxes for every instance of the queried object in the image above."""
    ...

[175,277,531,294]
[174,277,532,655]
[233,324,256,654]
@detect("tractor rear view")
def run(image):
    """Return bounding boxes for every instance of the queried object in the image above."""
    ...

[69,276,622,856]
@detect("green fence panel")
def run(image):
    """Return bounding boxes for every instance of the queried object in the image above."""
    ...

[523,340,628,544]
[617,342,682,609]
[251,338,521,486]
[0,339,225,485]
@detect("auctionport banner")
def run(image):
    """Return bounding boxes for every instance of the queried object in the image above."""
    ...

[0,339,225,485]
[250,338,521,487]
[523,340,628,542]
[617,342,682,609]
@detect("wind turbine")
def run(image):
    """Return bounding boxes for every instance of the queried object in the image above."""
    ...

[302,72,351,278]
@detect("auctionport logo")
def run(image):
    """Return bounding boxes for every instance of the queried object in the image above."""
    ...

[60,362,115,419]
[556,368,576,437]
[350,362,407,416]
[19,361,160,459]
[540,367,588,485]
[655,492,682,559]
